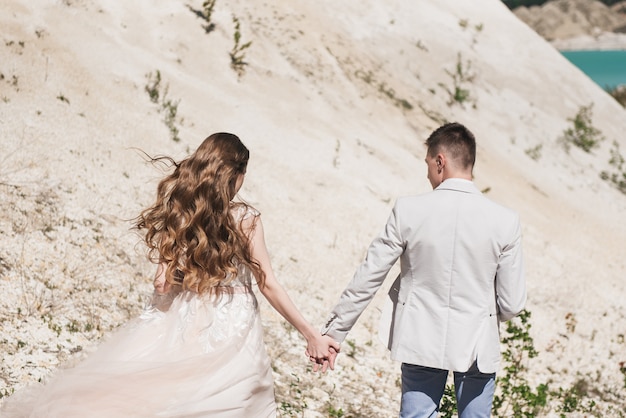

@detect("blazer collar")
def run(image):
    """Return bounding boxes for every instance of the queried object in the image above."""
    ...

[435,178,481,194]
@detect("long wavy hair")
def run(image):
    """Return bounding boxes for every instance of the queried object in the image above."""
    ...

[135,132,265,294]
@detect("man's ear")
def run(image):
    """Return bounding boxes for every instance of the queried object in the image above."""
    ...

[436,153,445,171]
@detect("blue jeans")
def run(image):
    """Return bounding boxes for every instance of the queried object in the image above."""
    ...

[399,362,495,418]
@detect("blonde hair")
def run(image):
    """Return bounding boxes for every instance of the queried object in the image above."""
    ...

[135,132,265,294]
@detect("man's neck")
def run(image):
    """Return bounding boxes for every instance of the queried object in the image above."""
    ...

[442,171,473,182]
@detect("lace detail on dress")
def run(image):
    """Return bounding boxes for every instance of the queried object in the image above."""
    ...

[143,263,258,353]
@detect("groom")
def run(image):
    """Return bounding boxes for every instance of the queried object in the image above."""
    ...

[319,123,526,417]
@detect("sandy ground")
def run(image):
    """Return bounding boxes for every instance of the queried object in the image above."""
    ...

[1,0,625,416]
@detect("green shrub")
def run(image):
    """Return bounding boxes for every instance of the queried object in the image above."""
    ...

[439,384,458,418]
[525,144,543,161]
[145,70,182,142]
[559,104,604,153]
[492,310,549,417]
[439,53,476,107]
[230,16,252,77]
[607,85,626,108]
[201,0,216,33]
[600,141,626,194]
[144,70,162,103]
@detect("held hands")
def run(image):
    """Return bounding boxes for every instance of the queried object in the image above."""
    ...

[305,334,340,373]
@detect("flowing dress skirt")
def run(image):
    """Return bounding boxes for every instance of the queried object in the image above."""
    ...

[1,290,276,417]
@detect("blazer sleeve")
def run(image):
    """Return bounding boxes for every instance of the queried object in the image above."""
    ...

[495,214,527,322]
[321,202,405,343]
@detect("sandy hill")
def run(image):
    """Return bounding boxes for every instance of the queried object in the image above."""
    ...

[1,0,625,415]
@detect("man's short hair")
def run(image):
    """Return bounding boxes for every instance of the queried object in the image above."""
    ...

[425,122,476,169]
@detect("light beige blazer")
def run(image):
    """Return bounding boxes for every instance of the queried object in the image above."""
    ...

[322,178,526,373]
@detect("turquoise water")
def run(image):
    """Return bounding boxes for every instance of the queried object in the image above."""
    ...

[561,50,626,90]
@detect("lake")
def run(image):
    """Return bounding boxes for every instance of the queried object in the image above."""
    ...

[561,50,626,90]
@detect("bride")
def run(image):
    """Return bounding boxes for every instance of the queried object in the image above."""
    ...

[1,132,338,417]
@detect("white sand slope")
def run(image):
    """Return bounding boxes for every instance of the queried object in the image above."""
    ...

[1,0,625,415]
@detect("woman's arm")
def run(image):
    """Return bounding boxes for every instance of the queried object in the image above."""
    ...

[150,261,179,312]
[246,215,339,370]
[153,261,171,294]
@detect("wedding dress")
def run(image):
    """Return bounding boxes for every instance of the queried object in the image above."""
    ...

[1,264,277,417]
